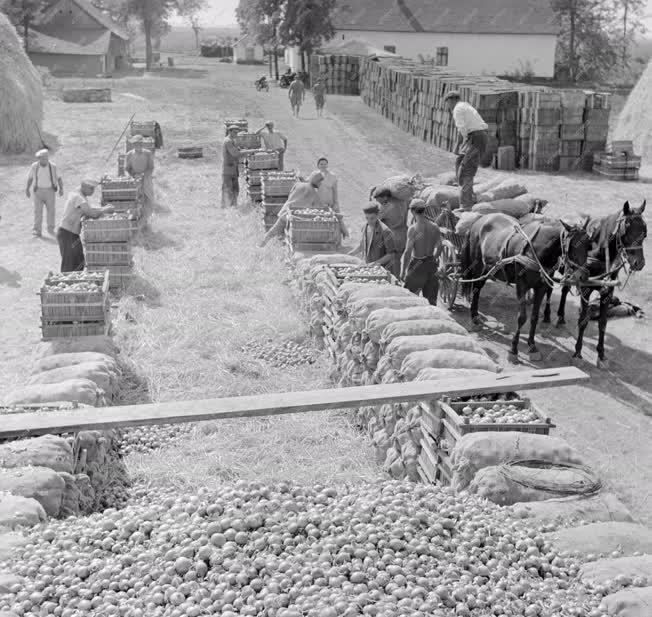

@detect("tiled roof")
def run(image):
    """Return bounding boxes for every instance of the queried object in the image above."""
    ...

[28,28,111,55]
[35,0,129,40]
[332,0,559,35]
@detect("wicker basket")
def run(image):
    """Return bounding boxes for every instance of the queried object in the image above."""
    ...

[289,214,340,244]
[130,120,156,138]
[246,151,280,170]
[83,241,133,266]
[41,319,110,341]
[40,270,109,321]
[81,216,135,243]
[234,133,262,149]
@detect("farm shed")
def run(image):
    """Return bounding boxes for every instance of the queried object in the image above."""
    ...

[232,33,264,64]
[286,0,558,78]
[26,0,129,76]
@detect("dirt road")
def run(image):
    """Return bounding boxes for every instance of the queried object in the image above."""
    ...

[1,57,651,520]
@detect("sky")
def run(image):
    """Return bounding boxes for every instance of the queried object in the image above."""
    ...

[170,0,652,30]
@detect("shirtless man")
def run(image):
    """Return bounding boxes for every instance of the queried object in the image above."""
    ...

[401,198,443,306]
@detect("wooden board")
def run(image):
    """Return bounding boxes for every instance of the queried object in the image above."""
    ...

[0,367,588,438]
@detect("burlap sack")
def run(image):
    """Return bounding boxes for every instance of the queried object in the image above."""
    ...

[385,334,487,370]
[422,185,459,209]
[346,285,414,309]
[3,379,103,406]
[455,212,483,235]
[0,494,47,529]
[27,362,115,397]
[0,466,65,517]
[31,352,119,376]
[308,254,362,267]
[472,198,533,219]
[510,493,634,526]
[477,180,527,202]
[366,306,453,344]
[400,349,498,382]
[581,555,652,587]
[350,296,429,331]
[0,435,74,475]
[380,319,467,349]
[545,522,652,559]
[600,587,652,617]
[450,432,584,490]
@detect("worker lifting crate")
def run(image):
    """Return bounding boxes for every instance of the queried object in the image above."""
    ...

[261,171,298,229]
[286,208,340,253]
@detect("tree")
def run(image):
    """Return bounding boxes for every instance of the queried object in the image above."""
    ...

[0,0,49,51]
[189,15,201,51]
[615,0,646,68]
[278,0,337,71]
[236,0,283,78]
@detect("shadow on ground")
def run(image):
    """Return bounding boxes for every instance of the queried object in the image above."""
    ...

[0,266,21,288]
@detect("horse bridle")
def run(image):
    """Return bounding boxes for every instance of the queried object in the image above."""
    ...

[558,226,589,286]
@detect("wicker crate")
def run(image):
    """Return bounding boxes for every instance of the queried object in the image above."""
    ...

[40,270,110,321]
[178,147,203,159]
[289,215,339,244]
[126,136,155,152]
[130,120,156,138]
[41,319,110,341]
[246,151,280,170]
[81,216,136,243]
[83,241,133,266]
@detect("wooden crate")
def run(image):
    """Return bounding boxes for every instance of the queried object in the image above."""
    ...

[262,176,296,197]
[81,216,135,243]
[126,136,155,152]
[86,265,133,289]
[234,133,262,149]
[246,151,280,170]
[178,147,203,159]
[41,319,110,341]
[223,119,248,135]
[289,214,340,244]
[40,270,109,321]
[130,120,156,138]
[83,242,133,266]
[101,178,140,204]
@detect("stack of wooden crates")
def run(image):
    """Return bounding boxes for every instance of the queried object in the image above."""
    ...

[593,140,641,181]
[81,178,139,289]
[285,204,340,253]
[309,54,360,94]
[128,120,158,150]
[245,151,281,205]
[40,271,110,340]
[358,58,611,173]
[261,172,297,231]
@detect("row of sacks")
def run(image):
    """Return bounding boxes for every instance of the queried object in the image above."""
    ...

[0,335,130,530]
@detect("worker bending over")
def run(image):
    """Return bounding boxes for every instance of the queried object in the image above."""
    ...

[349,202,396,273]
[57,180,114,272]
[401,198,443,306]
[444,91,488,211]
[260,171,324,247]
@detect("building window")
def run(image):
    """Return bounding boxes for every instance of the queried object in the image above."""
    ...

[384,45,396,54]
[436,47,448,66]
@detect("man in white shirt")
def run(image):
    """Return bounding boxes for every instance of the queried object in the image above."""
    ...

[444,91,489,211]
[26,149,64,237]
[255,121,287,169]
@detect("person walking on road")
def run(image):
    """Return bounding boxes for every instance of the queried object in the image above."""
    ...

[316,157,348,239]
[57,180,114,272]
[312,79,326,117]
[125,135,156,220]
[259,171,324,247]
[26,149,64,237]
[349,203,397,273]
[288,75,305,117]
[444,91,489,211]
[401,198,443,305]
[256,121,288,169]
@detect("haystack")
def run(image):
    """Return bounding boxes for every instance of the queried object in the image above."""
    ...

[613,58,652,159]
[0,11,44,154]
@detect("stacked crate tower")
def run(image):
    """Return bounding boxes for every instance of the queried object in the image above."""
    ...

[81,179,139,289]
[40,271,111,340]
[310,54,360,94]
[593,140,641,181]
[260,172,297,231]
[129,120,159,149]
[245,150,281,205]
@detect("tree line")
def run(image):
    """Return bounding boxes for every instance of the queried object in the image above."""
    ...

[0,0,648,82]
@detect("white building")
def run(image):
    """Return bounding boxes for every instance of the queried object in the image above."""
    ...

[286,0,558,78]
[233,33,264,64]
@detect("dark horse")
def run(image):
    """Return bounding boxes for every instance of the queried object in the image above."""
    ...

[460,213,591,363]
[542,201,647,368]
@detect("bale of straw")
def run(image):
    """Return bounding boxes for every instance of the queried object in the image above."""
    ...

[0,12,44,153]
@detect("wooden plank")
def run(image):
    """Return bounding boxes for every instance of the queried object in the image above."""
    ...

[0,367,588,439]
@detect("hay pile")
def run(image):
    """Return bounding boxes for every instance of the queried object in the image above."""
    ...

[0,11,43,154]
[613,58,652,159]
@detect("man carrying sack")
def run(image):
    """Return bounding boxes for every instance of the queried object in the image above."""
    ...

[444,91,488,211]
[401,198,443,306]
[26,149,64,237]
[255,121,287,169]
[57,180,114,272]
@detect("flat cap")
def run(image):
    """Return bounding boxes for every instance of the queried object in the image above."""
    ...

[35,148,49,157]
[444,91,461,101]
[363,203,379,214]
[409,198,427,211]
[81,178,99,188]
[265,120,274,127]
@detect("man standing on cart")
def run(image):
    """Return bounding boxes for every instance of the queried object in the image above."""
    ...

[444,91,488,211]
[401,198,443,305]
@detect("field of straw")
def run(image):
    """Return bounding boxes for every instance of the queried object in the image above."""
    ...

[1,56,652,522]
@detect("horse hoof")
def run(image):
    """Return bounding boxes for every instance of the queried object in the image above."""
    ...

[528,351,543,362]
[597,358,610,370]
[556,319,566,328]
[542,317,551,325]
[507,352,519,364]
[571,355,583,366]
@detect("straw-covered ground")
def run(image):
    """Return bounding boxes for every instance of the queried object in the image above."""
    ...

[1,56,652,523]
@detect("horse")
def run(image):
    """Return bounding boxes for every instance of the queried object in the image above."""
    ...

[541,200,647,368]
[459,213,591,363]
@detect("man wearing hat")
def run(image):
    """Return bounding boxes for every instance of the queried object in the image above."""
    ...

[259,171,324,247]
[222,125,250,208]
[255,121,287,169]
[57,180,114,272]
[125,134,155,220]
[348,202,397,274]
[26,148,64,237]
[401,198,443,305]
[444,91,488,211]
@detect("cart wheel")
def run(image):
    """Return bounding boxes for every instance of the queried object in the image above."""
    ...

[439,240,459,310]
